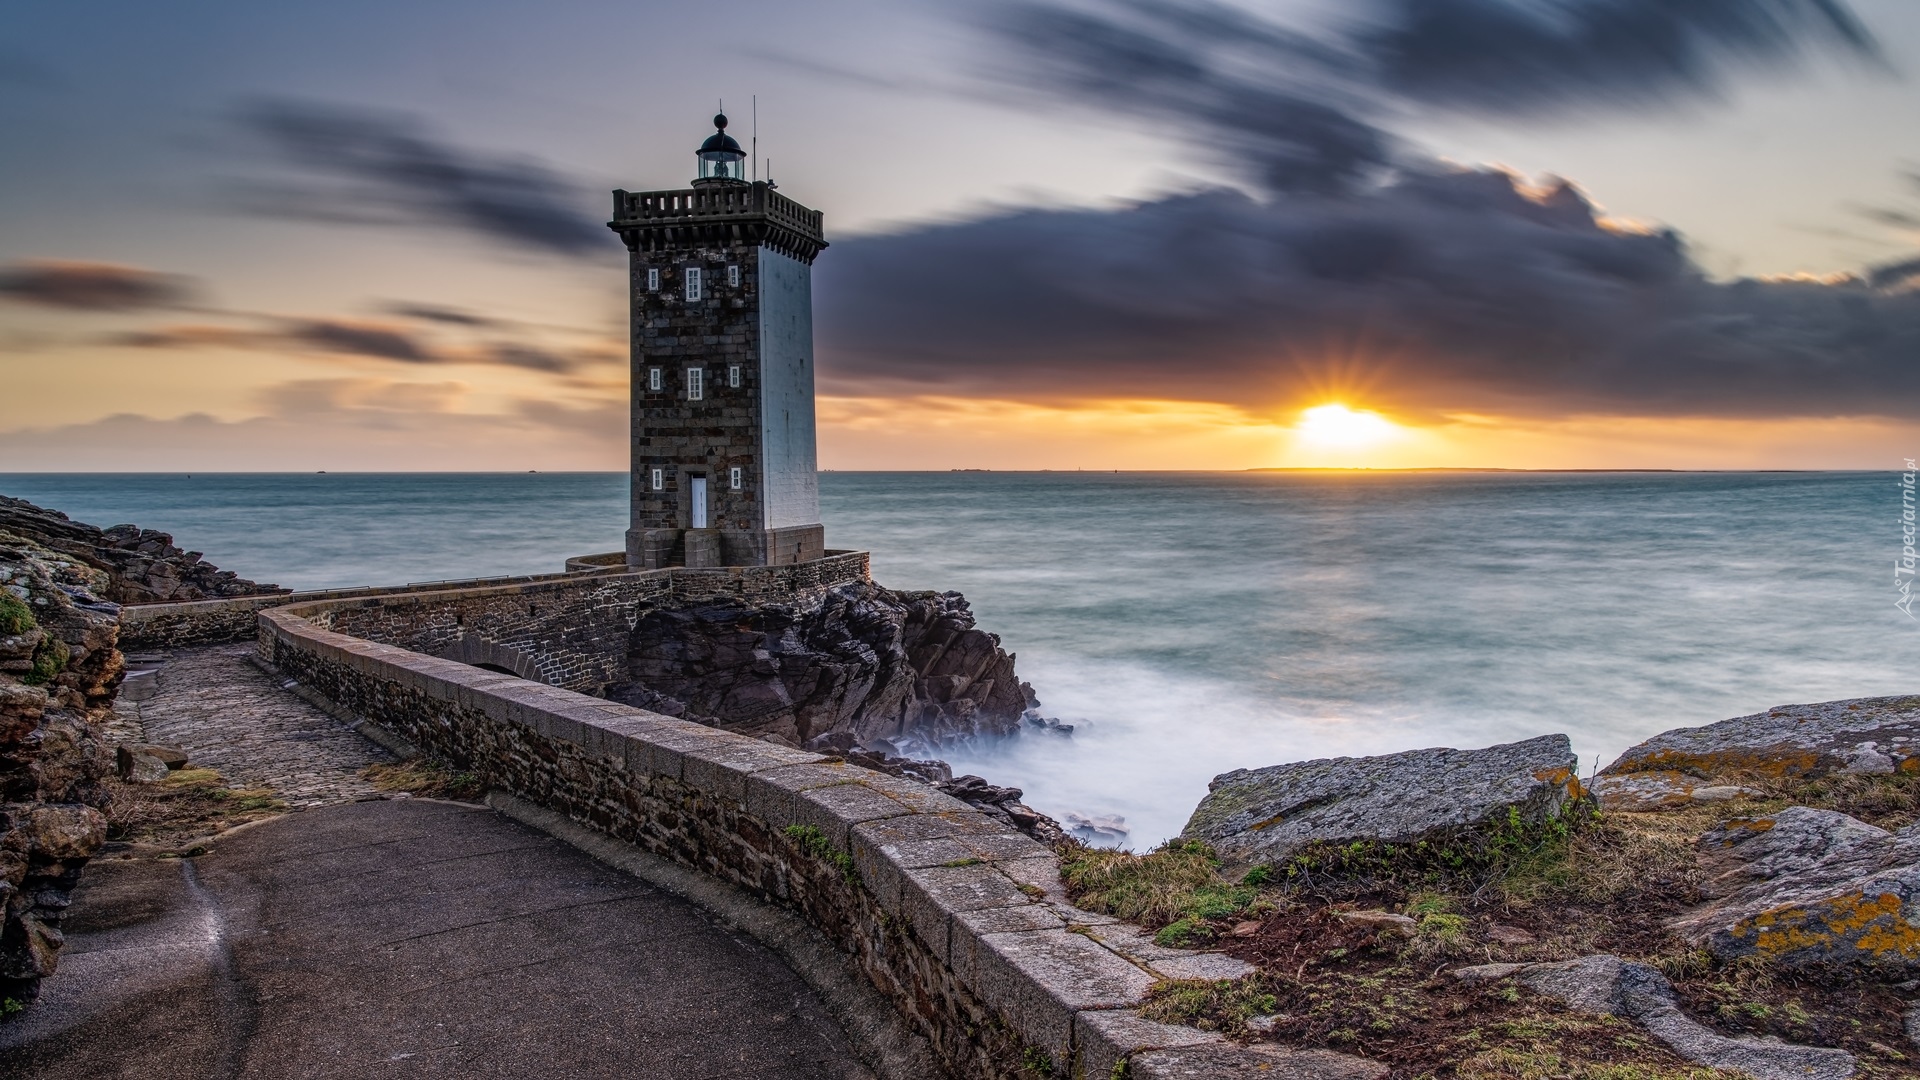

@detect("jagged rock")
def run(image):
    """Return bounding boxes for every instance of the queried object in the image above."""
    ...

[1513,954,1855,1080]
[0,495,285,604]
[0,528,117,1003]
[610,583,1028,747]
[1181,734,1585,867]
[1590,770,1763,812]
[1668,806,1920,974]
[1602,696,1920,784]
[1061,811,1129,846]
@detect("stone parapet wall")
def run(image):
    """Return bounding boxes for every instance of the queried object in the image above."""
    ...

[253,589,1297,1080]
[120,552,874,663]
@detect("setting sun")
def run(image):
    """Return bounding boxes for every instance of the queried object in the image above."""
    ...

[1295,404,1400,448]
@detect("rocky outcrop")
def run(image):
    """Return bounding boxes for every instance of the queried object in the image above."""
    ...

[1668,806,1920,974]
[1496,954,1857,1080]
[1181,734,1584,867]
[609,583,1035,749]
[0,495,285,603]
[1602,695,1920,788]
[0,531,117,1004]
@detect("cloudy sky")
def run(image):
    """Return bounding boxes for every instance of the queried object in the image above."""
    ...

[2,0,1917,470]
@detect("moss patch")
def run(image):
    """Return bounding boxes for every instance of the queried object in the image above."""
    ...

[1060,839,1264,946]
[21,634,68,686]
[784,824,857,883]
[0,593,33,636]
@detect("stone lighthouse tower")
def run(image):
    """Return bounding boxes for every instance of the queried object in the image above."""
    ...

[608,114,829,569]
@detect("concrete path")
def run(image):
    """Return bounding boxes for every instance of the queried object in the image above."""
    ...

[1,644,875,1079]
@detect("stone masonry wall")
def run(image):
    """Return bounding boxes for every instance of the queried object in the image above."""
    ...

[119,554,872,658]
[255,593,1296,1080]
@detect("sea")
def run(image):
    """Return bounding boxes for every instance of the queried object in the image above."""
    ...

[4,470,1915,849]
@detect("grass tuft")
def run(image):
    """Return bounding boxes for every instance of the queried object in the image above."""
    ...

[360,759,484,801]
[784,824,858,884]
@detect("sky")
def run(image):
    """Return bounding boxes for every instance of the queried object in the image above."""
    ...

[1,0,1917,471]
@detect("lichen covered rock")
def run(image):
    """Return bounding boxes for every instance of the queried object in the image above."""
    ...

[1589,769,1761,812]
[1510,954,1856,1080]
[1602,696,1920,785]
[1180,734,1584,867]
[1669,805,1920,975]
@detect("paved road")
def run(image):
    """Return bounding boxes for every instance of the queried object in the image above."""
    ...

[2,799,875,1079]
[1,643,873,1079]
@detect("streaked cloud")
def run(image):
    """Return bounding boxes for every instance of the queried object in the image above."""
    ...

[0,260,194,311]
[233,99,612,257]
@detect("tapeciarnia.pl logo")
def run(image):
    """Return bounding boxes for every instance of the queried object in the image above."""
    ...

[1900,458,1917,620]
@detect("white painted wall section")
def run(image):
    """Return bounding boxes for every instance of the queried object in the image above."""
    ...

[756,247,821,530]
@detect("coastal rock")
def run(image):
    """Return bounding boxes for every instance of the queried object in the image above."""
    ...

[1589,770,1761,812]
[1601,696,1920,784]
[611,583,1031,748]
[1512,954,1856,1080]
[1181,734,1584,867]
[0,529,118,1003]
[1668,806,1920,974]
[0,494,285,603]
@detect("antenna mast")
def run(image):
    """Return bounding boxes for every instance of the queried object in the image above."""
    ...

[752,96,758,182]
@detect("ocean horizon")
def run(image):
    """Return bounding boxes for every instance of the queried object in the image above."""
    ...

[5,469,1914,848]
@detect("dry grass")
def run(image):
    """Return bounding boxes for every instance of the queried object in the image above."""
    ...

[105,768,287,849]
[359,759,485,801]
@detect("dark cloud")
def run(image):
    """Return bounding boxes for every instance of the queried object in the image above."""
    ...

[381,302,500,328]
[801,0,1909,418]
[484,343,578,373]
[0,261,194,311]
[235,100,609,256]
[285,318,439,362]
[108,313,594,373]
[815,167,1920,418]
[982,0,1879,193]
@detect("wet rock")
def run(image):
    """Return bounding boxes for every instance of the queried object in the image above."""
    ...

[1590,770,1762,812]
[1182,734,1584,867]
[1668,806,1920,974]
[1513,954,1856,1080]
[1602,695,1920,784]
[1062,811,1129,847]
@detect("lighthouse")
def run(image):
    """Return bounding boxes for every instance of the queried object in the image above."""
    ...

[609,114,829,568]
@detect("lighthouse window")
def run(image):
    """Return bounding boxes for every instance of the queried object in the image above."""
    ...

[646,267,660,292]
[648,367,662,392]
[727,264,740,288]
[687,367,704,401]
[650,467,664,491]
[684,266,703,302]
[727,365,740,388]
[729,467,742,490]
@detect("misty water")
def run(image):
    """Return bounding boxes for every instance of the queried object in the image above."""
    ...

[5,470,1915,848]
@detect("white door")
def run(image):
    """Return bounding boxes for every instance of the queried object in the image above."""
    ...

[690,476,708,529]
